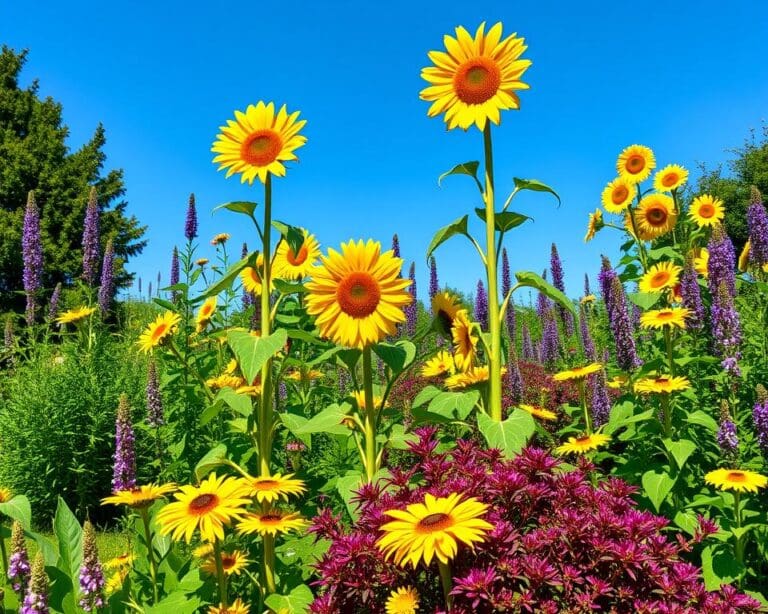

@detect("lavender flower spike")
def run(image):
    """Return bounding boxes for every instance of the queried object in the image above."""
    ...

[184,193,198,241]
[81,187,100,286]
[405,262,417,336]
[501,248,516,339]
[753,385,768,459]
[541,310,560,367]
[391,234,400,259]
[521,322,534,361]
[48,283,62,322]
[98,239,115,314]
[579,306,596,361]
[707,225,736,299]
[711,281,742,377]
[22,191,43,325]
[609,276,642,371]
[429,256,439,301]
[505,346,523,406]
[78,521,105,612]
[747,186,768,269]
[680,253,704,330]
[170,246,180,303]
[590,371,611,428]
[146,361,164,427]
[22,552,49,614]
[475,280,488,331]
[8,520,30,595]
[112,394,136,492]
[717,402,739,461]
[584,273,591,297]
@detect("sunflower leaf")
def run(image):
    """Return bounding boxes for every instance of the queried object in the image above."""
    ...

[0,495,31,530]
[628,292,662,310]
[194,444,228,481]
[641,470,676,512]
[475,208,532,232]
[512,177,561,205]
[214,200,258,218]
[438,161,481,190]
[373,340,416,375]
[272,220,304,256]
[426,215,470,261]
[477,410,536,457]
[514,271,576,316]
[200,252,259,299]
[227,328,287,384]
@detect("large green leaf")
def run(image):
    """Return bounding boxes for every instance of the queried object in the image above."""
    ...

[513,177,560,205]
[701,544,745,589]
[227,328,287,384]
[200,252,258,299]
[0,494,31,530]
[412,385,441,408]
[438,161,480,187]
[474,208,531,232]
[628,292,662,310]
[515,271,576,316]
[389,424,419,450]
[686,410,719,433]
[662,438,697,472]
[641,470,675,512]
[428,391,480,420]
[214,200,258,217]
[426,215,470,261]
[477,410,536,457]
[265,584,315,614]
[274,278,308,294]
[143,593,202,614]
[279,412,312,448]
[216,388,253,418]
[373,340,416,375]
[53,497,82,612]
[297,404,351,436]
[273,220,305,256]
[194,444,228,481]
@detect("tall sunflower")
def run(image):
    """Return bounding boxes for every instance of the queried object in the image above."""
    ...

[138,312,182,353]
[237,510,308,537]
[616,145,655,183]
[634,193,677,240]
[431,291,462,336]
[305,240,411,349]
[451,309,478,372]
[638,262,682,294]
[640,308,690,330]
[584,209,604,242]
[272,231,320,280]
[601,177,636,213]
[653,164,688,192]
[420,22,531,131]
[689,194,725,228]
[196,297,217,333]
[211,102,307,185]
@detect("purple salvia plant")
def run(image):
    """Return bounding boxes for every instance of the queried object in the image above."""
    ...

[170,246,180,303]
[78,521,105,612]
[584,273,591,297]
[609,276,642,371]
[81,187,100,286]
[475,280,488,331]
[47,283,61,322]
[505,347,523,406]
[8,521,30,595]
[391,234,400,259]
[707,225,736,299]
[522,322,534,361]
[550,243,574,335]
[405,262,417,336]
[428,256,438,301]
[711,281,742,377]
[680,253,704,330]
[240,243,252,309]
[501,248,516,340]
[112,394,136,492]
[753,385,768,459]
[184,193,198,241]
[717,402,739,461]
[598,255,617,314]
[21,552,49,614]
[747,186,768,269]
[579,306,596,361]
[589,371,611,427]
[22,191,43,325]
[97,239,114,314]
[541,310,560,367]
[148,281,153,299]
[146,361,164,427]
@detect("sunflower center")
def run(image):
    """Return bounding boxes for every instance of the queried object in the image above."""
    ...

[221,554,236,569]
[575,436,592,444]
[337,272,381,318]
[437,310,454,333]
[260,514,283,524]
[650,272,670,288]
[662,173,679,187]
[188,493,219,514]
[657,311,674,320]
[417,512,454,532]
[698,204,715,218]
[454,58,501,105]
[254,480,279,489]
[656,377,670,385]
[241,130,282,167]
[287,245,309,266]
[612,185,629,204]
[726,471,746,482]
[626,154,646,174]
[646,207,668,226]
[151,324,168,342]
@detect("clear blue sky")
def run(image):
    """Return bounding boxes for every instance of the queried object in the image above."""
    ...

[2,1,767,302]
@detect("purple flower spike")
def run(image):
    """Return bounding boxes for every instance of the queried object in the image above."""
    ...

[505,347,523,406]
[112,394,136,492]
[747,187,768,269]
[405,262,417,336]
[501,248,516,340]
[22,191,43,326]
[711,281,742,377]
[48,283,62,322]
[391,234,400,259]
[680,253,704,329]
[475,280,488,331]
[584,273,591,297]
[707,225,736,299]
[753,385,768,459]
[22,552,49,614]
[184,193,198,241]
[579,307,596,361]
[590,371,611,427]
[78,521,105,612]
[8,521,30,595]
[146,361,164,427]
[429,256,439,300]
[717,403,738,460]
[82,187,100,286]
[97,239,114,314]
[522,322,534,361]
[608,276,642,371]
[541,310,560,367]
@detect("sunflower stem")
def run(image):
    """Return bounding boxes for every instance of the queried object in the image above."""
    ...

[258,173,274,478]
[482,124,503,422]
[578,379,592,435]
[213,538,228,608]
[261,533,277,596]
[362,346,377,482]
[438,560,453,610]
[140,508,159,604]
[664,326,676,377]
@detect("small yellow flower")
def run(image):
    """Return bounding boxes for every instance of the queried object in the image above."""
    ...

[56,306,96,325]
[105,569,129,595]
[246,472,306,504]
[192,543,214,559]
[211,233,231,246]
[420,351,456,378]
[552,363,602,381]
[739,240,751,272]
[634,375,691,395]
[101,483,177,509]
[451,310,478,372]
[272,230,321,280]
[200,549,250,576]
[386,586,420,614]
[352,390,388,412]
[445,366,504,390]
[584,209,604,242]
[606,375,628,389]
[105,552,135,570]
[208,598,250,614]
[705,468,767,494]
[693,248,709,278]
[137,311,181,353]
[237,510,308,537]
[518,404,557,421]
[638,262,682,294]
[639,308,690,330]
[0,486,12,503]
[240,254,272,296]
[616,145,655,183]
[196,297,217,333]
[689,194,725,228]
[580,294,596,305]
[601,177,636,213]
[653,164,688,192]
[556,433,610,455]
[196,258,209,267]
[206,374,245,390]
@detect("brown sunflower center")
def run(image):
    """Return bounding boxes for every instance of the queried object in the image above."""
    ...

[254,480,279,489]
[151,323,168,342]
[662,173,679,187]
[287,244,309,266]
[437,309,454,333]
[656,377,670,385]
[698,204,715,218]
[337,272,381,318]
[188,493,219,514]
[726,471,746,482]
[657,310,675,320]
[221,554,237,569]
[650,271,671,288]
[625,154,646,174]
[646,206,668,226]
[417,512,453,532]
[259,514,283,525]
[454,58,501,105]
[241,130,282,166]
[612,185,629,204]
[202,305,213,317]
[575,436,592,444]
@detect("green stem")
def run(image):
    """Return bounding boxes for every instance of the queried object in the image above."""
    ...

[362,346,377,482]
[626,202,649,272]
[578,379,592,434]
[258,173,274,478]
[661,394,672,439]
[438,560,453,610]
[262,533,277,596]
[0,522,7,584]
[482,124,503,422]
[664,326,676,377]
[213,538,228,608]
[733,491,745,581]
[140,509,159,604]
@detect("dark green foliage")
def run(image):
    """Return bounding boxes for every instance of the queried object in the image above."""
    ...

[0,46,146,309]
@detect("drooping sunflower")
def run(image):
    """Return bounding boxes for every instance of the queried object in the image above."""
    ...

[518,404,557,421]
[246,473,306,504]
[272,231,321,280]
[451,309,478,372]
[616,145,656,183]
[584,209,604,242]
[352,390,388,412]
[431,291,463,336]
[601,177,636,213]
[689,194,725,228]
[56,306,97,326]
[421,350,456,378]
[239,254,272,296]
[638,262,682,294]
[0,486,12,503]
[305,240,411,349]
[693,248,709,278]
[200,549,250,576]
[105,553,136,570]
[639,308,690,330]
[445,366,505,390]
[208,598,251,614]
[237,510,308,537]
[653,164,688,193]
[552,362,602,382]
[420,22,531,131]
[211,101,307,185]
[206,374,245,391]
[138,311,182,353]
[386,586,420,614]
[634,375,691,395]
[101,483,177,509]
[105,569,129,595]
[196,297,217,333]
[556,433,611,455]
[739,240,751,272]
[156,473,252,543]
[704,468,767,494]
[634,193,677,240]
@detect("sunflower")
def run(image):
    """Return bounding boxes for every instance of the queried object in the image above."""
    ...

[193,543,214,559]
[283,368,324,382]
[206,374,245,390]
[580,294,596,305]
[208,599,250,614]
[518,404,557,421]
[0,486,12,503]
[211,101,307,185]
[451,309,478,372]
[552,362,602,381]
[638,262,682,294]
[101,483,177,509]
[386,586,420,614]
[196,297,217,333]
[421,350,456,378]
[606,375,628,389]
[445,366,504,390]
[584,209,604,242]
[237,510,308,537]
[200,549,250,576]
[639,308,690,330]
[196,258,209,267]
[156,473,252,543]
[105,569,129,595]
[235,385,262,397]
[105,553,136,570]
[305,240,411,349]
[138,311,182,353]
[420,22,531,131]
[739,240,751,272]
[704,469,767,494]
[693,248,709,278]
[352,390,388,412]
[634,193,677,240]
[634,375,691,394]
[601,177,636,213]
[272,231,321,280]
[211,233,231,246]
[653,164,688,193]
[240,254,272,296]
[377,492,492,567]
[689,194,725,228]
[56,306,96,325]
[246,473,306,504]
[556,433,611,455]
[616,145,655,183]
[431,291,463,336]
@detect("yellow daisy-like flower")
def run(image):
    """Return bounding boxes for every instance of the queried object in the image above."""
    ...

[0,486,12,503]
[616,145,656,183]
[580,294,596,305]
[420,22,531,131]
[606,375,628,389]
[105,569,129,595]
[101,483,177,509]
[156,473,252,543]
[689,194,725,228]
[518,404,557,421]
[351,390,388,412]
[377,492,492,567]
[206,374,245,391]
[739,240,751,272]
[211,101,307,185]
[240,254,272,296]
[634,193,677,240]
[237,510,308,537]
[305,240,411,349]
[639,308,690,330]
[272,231,321,280]
[653,164,688,193]
[552,363,602,381]
[431,291,463,336]
[556,433,611,455]
[196,258,209,267]
[246,472,306,504]
[200,549,250,576]
[208,598,250,614]
[105,552,135,570]
[193,543,214,559]
[705,468,767,494]
[421,350,456,378]
[386,586,420,614]
[634,375,691,395]
[445,366,504,390]
[235,384,262,397]
[601,177,637,213]
[196,297,217,333]
[137,311,182,353]
[638,262,682,294]
[211,233,231,246]
[451,309,478,372]
[56,306,96,325]
[693,248,709,278]
[584,208,604,242]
